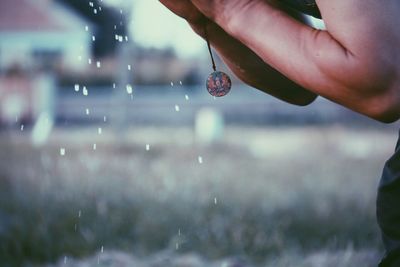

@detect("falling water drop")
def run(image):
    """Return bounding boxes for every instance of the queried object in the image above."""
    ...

[126,84,133,94]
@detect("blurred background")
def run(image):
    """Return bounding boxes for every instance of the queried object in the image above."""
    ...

[0,0,399,266]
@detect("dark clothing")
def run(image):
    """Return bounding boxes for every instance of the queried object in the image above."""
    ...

[280,0,321,19]
[377,130,400,266]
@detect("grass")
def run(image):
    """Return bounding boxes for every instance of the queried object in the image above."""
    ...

[0,125,397,266]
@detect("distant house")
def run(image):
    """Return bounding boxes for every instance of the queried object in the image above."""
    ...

[0,0,92,124]
[0,0,92,71]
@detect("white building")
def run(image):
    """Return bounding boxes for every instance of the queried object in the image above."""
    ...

[0,0,92,71]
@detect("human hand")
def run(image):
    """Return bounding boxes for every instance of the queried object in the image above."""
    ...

[159,0,318,106]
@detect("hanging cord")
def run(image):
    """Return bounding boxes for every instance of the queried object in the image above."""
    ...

[204,23,217,72]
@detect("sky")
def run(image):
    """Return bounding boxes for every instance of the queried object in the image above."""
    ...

[103,0,325,58]
[103,0,205,58]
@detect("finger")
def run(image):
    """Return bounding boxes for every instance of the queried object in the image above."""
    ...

[159,0,205,23]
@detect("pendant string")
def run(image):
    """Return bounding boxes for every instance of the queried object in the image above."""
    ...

[204,24,217,72]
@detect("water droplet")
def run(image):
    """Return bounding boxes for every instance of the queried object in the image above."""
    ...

[214,197,218,205]
[103,116,107,122]
[85,25,89,31]
[96,61,101,68]
[98,127,102,135]
[118,36,123,42]
[112,83,116,89]
[125,36,129,41]
[83,86,88,96]
[198,156,203,164]
[101,246,104,253]
[170,82,174,86]
[20,124,24,131]
[185,94,189,100]
[88,58,92,64]
[93,8,97,14]
[78,210,81,217]
[126,84,133,94]
[127,64,131,70]
[92,35,96,41]
[179,81,183,85]
[85,108,90,115]
[89,1,93,7]
[178,229,181,236]
[175,105,180,112]
[74,84,79,92]
[60,148,65,156]
[93,143,97,150]
[146,144,150,151]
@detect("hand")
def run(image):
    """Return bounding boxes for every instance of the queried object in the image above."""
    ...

[159,0,318,105]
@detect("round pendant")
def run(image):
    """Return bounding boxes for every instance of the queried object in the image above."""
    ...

[206,71,231,97]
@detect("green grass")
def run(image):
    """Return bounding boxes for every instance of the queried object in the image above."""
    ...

[0,126,396,266]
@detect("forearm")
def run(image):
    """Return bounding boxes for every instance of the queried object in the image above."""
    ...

[189,19,317,105]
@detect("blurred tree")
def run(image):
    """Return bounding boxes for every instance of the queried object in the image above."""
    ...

[57,0,127,58]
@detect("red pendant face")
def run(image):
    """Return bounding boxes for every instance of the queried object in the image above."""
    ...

[206,71,232,97]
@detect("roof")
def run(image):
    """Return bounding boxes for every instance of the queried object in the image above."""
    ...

[0,0,87,32]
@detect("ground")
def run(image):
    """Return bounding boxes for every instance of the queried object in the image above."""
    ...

[0,125,397,266]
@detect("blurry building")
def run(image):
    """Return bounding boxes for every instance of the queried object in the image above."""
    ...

[0,0,91,72]
[0,0,93,124]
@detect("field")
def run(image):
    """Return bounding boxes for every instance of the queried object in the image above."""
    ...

[0,125,398,267]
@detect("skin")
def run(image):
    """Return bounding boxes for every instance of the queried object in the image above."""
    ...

[159,0,400,123]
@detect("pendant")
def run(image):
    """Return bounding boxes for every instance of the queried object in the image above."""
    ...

[206,71,231,97]
[204,24,232,97]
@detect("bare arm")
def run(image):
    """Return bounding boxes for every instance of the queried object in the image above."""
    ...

[188,0,400,122]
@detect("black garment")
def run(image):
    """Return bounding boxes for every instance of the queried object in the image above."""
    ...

[377,130,400,266]
[279,0,321,19]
